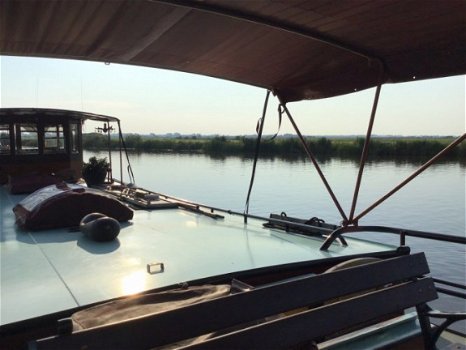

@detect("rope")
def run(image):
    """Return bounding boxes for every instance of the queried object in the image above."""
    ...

[244,90,270,223]
[305,217,325,226]
[264,104,283,141]
[117,121,136,184]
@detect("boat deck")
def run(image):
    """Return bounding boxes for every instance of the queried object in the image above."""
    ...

[0,185,397,326]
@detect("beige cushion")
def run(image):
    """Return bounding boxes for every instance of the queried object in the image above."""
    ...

[72,284,230,331]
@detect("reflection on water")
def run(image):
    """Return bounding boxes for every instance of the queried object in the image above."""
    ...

[85,151,465,309]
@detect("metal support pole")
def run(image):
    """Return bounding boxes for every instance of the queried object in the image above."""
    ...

[118,121,123,184]
[353,133,466,222]
[107,123,112,182]
[278,99,348,223]
[348,84,382,225]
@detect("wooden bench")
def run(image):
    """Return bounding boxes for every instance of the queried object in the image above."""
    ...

[31,253,449,350]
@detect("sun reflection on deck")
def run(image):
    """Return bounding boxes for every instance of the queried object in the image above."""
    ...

[121,271,147,295]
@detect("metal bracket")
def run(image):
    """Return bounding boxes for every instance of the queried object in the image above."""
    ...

[147,262,165,274]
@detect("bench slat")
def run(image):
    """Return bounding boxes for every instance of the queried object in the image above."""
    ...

[33,253,432,350]
[181,278,437,350]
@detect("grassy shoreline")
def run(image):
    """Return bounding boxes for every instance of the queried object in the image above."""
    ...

[83,134,466,161]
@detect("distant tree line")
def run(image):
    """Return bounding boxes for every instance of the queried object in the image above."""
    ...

[82,133,466,161]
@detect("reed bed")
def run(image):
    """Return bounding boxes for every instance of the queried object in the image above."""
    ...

[83,134,465,161]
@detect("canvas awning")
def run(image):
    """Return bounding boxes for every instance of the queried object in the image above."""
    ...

[0,108,120,123]
[1,0,465,102]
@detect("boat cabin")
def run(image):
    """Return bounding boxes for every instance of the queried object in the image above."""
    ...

[0,108,117,185]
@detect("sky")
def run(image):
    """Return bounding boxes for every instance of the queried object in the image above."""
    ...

[1,56,465,136]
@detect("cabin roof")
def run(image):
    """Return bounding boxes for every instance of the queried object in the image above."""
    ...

[0,108,120,123]
[1,0,465,103]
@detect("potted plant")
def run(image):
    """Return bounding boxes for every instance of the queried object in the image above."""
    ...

[82,156,109,186]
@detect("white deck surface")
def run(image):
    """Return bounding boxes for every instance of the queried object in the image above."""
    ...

[0,186,396,326]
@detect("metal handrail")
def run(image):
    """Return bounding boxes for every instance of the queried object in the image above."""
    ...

[320,225,466,251]
[435,287,466,299]
[433,278,466,291]
[433,278,466,300]
[318,225,466,315]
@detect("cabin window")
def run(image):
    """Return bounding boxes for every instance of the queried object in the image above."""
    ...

[70,122,79,153]
[44,124,65,153]
[0,124,10,154]
[15,123,39,154]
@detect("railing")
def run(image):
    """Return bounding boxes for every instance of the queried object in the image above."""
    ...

[319,225,466,250]
[317,223,466,334]
[433,278,466,299]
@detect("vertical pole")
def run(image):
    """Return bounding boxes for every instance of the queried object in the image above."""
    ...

[107,123,112,182]
[118,121,124,184]
[416,304,435,350]
[8,123,14,156]
[278,99,348,223]
[348,84,382,225]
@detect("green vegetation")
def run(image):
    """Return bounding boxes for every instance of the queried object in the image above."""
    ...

[82,133,465,161]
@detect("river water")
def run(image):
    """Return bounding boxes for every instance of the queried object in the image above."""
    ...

[86,151,466,319]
